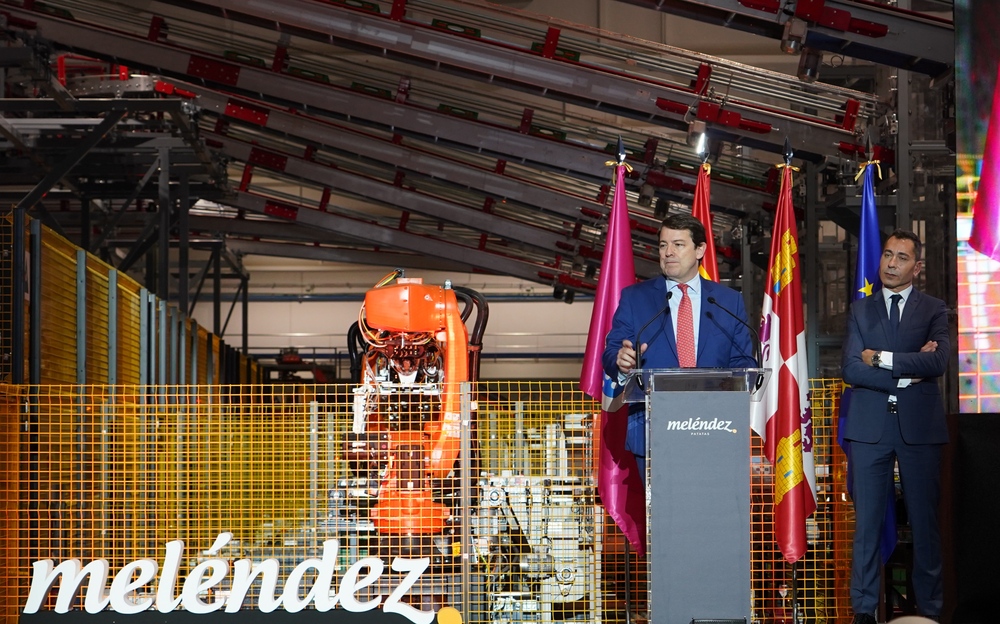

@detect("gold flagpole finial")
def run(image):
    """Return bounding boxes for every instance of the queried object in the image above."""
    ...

[606,135,633,172]
[854,160,882,183]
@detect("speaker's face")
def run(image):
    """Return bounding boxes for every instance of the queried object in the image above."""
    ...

[658,227,706,283]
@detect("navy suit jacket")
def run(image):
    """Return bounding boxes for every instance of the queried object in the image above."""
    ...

[602,276,757,457]
[841,288,949,444]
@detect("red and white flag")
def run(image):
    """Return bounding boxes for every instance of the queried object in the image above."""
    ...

[749,164,817,563]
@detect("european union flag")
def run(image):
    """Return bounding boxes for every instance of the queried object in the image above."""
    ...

[841,161,897,563]
[854,164,882,301]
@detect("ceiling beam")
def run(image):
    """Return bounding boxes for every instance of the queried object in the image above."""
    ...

[162,0,873,158]
[224,239,473,273]
[210,132,578,254]
[227,190,590,287]
[613,0,952,78]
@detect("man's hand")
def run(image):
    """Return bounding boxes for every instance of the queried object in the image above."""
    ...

[862,340,936,367]
[617,340,647,374]
[861,349,877,366]
[909,340,938,383]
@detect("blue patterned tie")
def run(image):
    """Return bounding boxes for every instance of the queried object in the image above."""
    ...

[889,294,902,342]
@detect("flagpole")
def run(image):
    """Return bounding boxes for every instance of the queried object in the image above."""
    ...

[624,537,632,624]
[753,136,817,594]
[791,561,800,624]
[616,136,634,624]
[786,138,800,624]
[581,135,642,623]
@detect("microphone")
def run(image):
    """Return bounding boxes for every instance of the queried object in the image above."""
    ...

[635,291,672,369]
[706,295,763,370]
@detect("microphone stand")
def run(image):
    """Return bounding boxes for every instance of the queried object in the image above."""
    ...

[635,291,672,371]
[706,296,764,390]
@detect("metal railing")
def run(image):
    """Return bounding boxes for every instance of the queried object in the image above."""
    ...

[0,379,851,623]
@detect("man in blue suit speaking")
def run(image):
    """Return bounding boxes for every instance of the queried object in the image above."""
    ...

[602,214,757,476]
[841,229,948,624]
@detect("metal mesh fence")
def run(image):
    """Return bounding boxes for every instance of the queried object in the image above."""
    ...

[0,212,18,384]
[85,255,111,383]
[0,379,850,623]
[39,230,79,384]
[0,216,258,386]
[117,276,144,385]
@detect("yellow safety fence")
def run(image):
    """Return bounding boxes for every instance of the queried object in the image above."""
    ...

[1,214,259,385]
[0,380,851,623]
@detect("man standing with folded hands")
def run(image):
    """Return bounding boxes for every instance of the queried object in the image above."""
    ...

[841,229,949,624]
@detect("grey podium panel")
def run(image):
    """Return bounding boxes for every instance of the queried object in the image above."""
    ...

[648,389,751,624]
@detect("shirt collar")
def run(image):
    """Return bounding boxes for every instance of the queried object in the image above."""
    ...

[665,274,701,294]
[884,284,913,304]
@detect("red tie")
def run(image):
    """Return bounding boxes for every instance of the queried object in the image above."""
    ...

[676,283,696,367]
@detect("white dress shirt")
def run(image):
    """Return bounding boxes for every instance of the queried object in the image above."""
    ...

[876,284,915,397]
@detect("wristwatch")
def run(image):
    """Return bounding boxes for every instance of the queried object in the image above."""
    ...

[871,351,881,368]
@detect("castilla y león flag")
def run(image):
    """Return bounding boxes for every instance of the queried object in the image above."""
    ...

[749,164,817,564]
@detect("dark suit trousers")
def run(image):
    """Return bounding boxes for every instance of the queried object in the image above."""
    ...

[849,405,944,617]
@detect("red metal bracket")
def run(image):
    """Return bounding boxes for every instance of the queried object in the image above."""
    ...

[272,46,288,73]
[223,100,270,125]
[519,109,534,133]
[738,0,780,13]
[187,55,241,86]
[693,63,712,96]
[540,27,561,59]
[264,201,298,220]
[390,0,407,21]
[248,147,288,171]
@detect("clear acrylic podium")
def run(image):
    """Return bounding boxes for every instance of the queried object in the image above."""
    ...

[623,368,769,624]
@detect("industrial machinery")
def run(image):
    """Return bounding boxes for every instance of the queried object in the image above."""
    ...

[189,271,600,621]
[470,415,598,623]
[344,270,488,563]
[340,271,599,622]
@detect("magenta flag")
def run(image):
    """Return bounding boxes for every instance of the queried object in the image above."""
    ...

[971,66,1000,262]
[580,163,636,396]
[580,163,644,555]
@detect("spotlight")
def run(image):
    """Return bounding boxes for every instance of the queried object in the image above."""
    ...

[654,197,669,219]
[553,284,565,300]
[686,120,707,148]
[637,182,654,207]
[796,48,822,83]
[703,136,722,165]
[780,18,807,54]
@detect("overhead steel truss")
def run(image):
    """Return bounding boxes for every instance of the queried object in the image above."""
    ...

[0,0,897,292]
[612,0,953,78]
[191,84,772,223]
[153,0,878,159]
[228,189,572,285]
[1,0,879,160]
